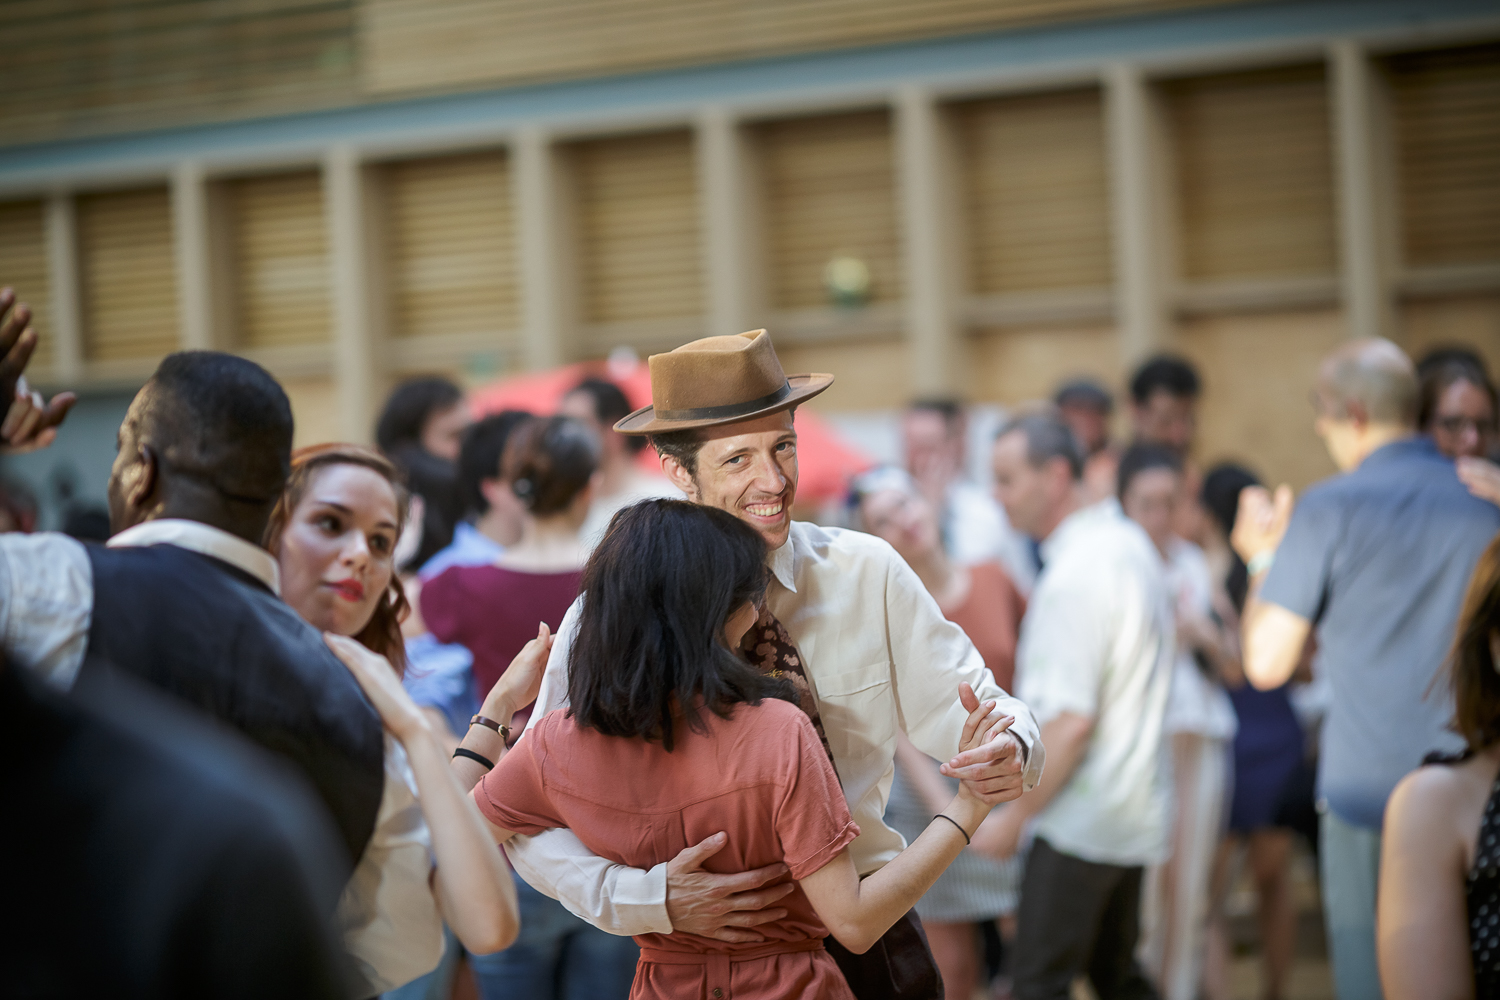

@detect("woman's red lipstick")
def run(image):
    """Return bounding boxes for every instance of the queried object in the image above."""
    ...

[328,578,365,602]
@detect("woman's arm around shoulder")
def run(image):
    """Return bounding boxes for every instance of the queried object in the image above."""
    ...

[1378,763,1476,1000]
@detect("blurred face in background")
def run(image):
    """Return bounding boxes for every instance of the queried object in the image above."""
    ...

[858,487,942,567]
[992,430,1069,541]
[902,409,963,495]
[1133,391,1197,455]
[420,402,471,463]
[1121,466,1181,558]
[277,463,400,638]
[1059,403,1110,456]
[559,390,623,463]
[1430,376,1497,459]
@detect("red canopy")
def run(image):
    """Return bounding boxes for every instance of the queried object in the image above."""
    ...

[466,358,872,504]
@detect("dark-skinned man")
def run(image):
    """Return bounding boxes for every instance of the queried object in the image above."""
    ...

[0,288,384,884]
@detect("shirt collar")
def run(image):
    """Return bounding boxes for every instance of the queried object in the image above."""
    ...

[108,518,281,595]
[768,528,798,594]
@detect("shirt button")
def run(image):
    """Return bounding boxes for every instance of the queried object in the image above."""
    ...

[712,990,723,998]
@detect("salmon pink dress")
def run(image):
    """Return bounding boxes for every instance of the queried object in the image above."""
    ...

[473,696,860,1000]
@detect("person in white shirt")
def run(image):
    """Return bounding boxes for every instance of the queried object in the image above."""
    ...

[977,412,1173,1000]
[559,377,680,553]
[489,330,1046,1000]
[902,398,1037,593]
[1115,443,1238,1000]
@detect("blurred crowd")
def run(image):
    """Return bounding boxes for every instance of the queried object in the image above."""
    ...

[2,266,1498,1000]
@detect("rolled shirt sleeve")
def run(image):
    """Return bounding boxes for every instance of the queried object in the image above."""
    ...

[0,533,93,690]
[883,550,1045,790]
[1259,492,1337,623]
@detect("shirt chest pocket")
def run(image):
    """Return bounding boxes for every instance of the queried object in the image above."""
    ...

[812,665,896,766]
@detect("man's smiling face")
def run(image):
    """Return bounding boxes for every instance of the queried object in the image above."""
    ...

[662,410,799,550]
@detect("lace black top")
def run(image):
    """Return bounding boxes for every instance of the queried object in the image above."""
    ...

[1468,769,1500,996]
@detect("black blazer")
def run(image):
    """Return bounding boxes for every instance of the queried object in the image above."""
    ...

[82,543,385,870]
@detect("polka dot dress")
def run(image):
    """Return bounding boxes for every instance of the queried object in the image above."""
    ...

[1468,771,1500,997]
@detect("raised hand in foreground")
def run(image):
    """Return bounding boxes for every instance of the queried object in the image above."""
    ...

[0,288,74,453]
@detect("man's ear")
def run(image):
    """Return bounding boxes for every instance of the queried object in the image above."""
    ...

[124,443,160,515]
[659,453,698,500]
[1344,399,1371,430]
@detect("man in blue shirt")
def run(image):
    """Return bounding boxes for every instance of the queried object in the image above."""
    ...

[1233,338,1500,1000]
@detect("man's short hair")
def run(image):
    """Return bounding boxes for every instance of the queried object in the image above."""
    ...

[995,411,1084,481]
[907,397,965,430]
[1130,355,1202,405]
[1321,339,1419,426]
[141,352,293,505]
[1054,378,1114,414]
[458,411,533,516]
[647,427,705,478]
[567,377,646,454]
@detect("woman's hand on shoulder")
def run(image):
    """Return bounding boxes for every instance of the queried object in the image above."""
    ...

[325,632,429,742]
[483,622,553,720]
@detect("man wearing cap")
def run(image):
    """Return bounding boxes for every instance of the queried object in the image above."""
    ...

[496,331,1045,999]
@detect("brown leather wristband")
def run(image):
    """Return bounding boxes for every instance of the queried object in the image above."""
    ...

[469,714,511,740]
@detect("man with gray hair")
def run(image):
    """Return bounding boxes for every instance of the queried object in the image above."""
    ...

[1233,338,1500,1000]
[978,411,1172,1000]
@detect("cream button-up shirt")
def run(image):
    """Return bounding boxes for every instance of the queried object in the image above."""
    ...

[505,519,1046,935]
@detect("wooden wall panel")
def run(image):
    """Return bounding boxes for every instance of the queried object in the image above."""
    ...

[573,130,703,325]
[384,151,519,339]
[1166,63,1337,282]
[1386,43,1500,269]
[227,171,331,349]
[968,325,1120,407]
[362,0,1239,97]
[759,110,902,310]
[77,187,179,363]
[1400,295,1500,379]
[776,338,911,411]
[0,0,356,146]
[956,88,1112,293]
[1178,308,1344,491]
[0,200,54,373]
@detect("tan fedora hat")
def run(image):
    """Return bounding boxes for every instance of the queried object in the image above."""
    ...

[615,330,833,435]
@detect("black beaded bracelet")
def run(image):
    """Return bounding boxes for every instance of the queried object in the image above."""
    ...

[934,813,971,845]
[453,747,496,770]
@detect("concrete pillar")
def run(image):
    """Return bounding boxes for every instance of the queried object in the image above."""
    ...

[514,127,574,370]
[44,193,83,382]
[895,85,961,396]
[1330,40,1396,341]
[324,145,379,443]
[1105,63,1171,369]
[697,106,756,339]
[172,161,215,351]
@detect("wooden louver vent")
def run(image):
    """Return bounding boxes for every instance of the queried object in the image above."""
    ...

[77,187,180,363]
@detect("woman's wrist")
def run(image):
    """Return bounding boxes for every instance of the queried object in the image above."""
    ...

[943,792,990,837]
[479,693,518,727]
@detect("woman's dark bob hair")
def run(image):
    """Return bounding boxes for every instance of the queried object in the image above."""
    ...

[567,499,793,750]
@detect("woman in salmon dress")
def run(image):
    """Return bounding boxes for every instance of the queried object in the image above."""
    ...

[468,499,1004,1000]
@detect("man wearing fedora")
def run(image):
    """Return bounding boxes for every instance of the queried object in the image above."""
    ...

[501,330,1046,999]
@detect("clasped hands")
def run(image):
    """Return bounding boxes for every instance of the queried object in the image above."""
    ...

[665,682,1023,943]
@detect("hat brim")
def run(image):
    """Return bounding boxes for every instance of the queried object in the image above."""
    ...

[614,373,834,435]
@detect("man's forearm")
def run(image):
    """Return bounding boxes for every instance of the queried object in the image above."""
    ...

[504,828,671,936]
[1006,712,1092,823]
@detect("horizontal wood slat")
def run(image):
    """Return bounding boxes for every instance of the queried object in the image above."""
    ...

[362,0,1235,97]
[956,87,1112,294]
[572,130,704,328]
[227,170,331,349]
[384,151,520,342]
[0,200,55,373]
[0,0,356,145]
[758,110,902,310]
[1386,42,1500,269]
[1165,63,1337,282]
[76,187,179,362]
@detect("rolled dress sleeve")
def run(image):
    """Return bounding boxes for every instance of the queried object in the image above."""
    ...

[472,724,561,836]
[776,711,861,880]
